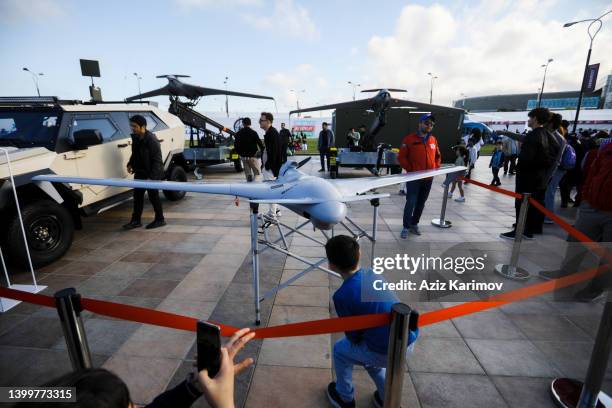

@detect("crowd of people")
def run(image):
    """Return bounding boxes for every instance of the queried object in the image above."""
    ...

[17,110,610,407]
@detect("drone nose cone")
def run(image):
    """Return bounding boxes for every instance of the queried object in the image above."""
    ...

[310,201,347,230]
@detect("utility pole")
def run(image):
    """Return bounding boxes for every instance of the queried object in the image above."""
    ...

[537,59,553,108]
[224,76,229,118]
[23,67,44,96]
[348,81,361,101]
[133,72,142,95]
[427,72,438,104]
[563,11,611,133]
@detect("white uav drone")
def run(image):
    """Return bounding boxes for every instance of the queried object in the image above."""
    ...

[34,158,464,323]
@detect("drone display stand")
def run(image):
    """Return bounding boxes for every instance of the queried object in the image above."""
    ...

[249,199,380,325]
[0,148,47,312]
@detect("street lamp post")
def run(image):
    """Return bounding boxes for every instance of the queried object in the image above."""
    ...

[132,72,142,95]
[564,10,611,134]
[460,93,467,108]
[22,67,44,96]
[347,81,361,101]
[290,89,305,117]
[537,58,553,108]
[427,72,438,104]
[224,76,229,118]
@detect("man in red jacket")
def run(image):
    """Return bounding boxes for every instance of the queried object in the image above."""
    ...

[538,139,612,302]
[398,114,441,238]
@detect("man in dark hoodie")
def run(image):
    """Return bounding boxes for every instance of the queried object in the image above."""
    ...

[500,108,561,240]
[124,115,166,230]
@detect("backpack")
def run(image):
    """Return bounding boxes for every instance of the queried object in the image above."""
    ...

[560,144,577,170]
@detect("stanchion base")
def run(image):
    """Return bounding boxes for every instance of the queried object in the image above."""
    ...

[494,264,530,281]
[431,219,452,228]
[0,284,47,313]
[550,378,611,408]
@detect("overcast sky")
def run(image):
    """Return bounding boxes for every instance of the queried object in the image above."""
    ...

[1,0,611,113]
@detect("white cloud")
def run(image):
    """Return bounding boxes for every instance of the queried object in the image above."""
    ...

[241,0,319,41]
[0,0,65,23]
[263,64,339,111]
[364,1,612,105]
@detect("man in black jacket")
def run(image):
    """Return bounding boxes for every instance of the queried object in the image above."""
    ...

[234,117,264,182]
[500,108,561,240]
[259,112,283,217]
[124,115,166,230]
[318,122,335,172]
[279,122,291,163]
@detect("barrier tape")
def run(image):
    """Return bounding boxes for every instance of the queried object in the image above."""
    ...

[1,262,608,339]
[459,177,523,199]
[528,197,612,264]
[0,178,609,339]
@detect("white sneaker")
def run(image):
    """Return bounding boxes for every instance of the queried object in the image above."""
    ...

[447,192,453,198]
[454,196,465,202]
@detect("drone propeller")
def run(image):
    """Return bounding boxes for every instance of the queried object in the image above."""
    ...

[156,74,191,79]
[126,75,274,102]
[361,88,407,93]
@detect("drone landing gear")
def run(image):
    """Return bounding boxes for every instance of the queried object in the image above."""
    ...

[249,199,380,325]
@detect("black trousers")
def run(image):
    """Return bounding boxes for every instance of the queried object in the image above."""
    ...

[515,187,545,235]
[491,167,501,185]
[319,148,330,171]
[132,184,164,222]
[503,154,517,174]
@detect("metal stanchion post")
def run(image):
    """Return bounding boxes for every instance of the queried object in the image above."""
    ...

[383,303,412,408]
[371,198,379,269]
[431,182,452,228]
[495,193,531,281]
[250,203,261,325]
[551,291,612,407]
[54,288,92,371]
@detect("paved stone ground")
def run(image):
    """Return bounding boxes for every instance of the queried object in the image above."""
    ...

[1,157,609,407]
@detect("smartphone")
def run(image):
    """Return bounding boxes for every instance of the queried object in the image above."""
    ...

[197,321,221,377]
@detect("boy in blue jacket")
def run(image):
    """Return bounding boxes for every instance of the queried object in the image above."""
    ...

[489,140,505,186]
[325,235,418,408]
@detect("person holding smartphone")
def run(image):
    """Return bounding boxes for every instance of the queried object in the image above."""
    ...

[35,328,256,408]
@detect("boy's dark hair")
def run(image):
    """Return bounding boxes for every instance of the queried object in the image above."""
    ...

[325,235,360,273]
[129,114,147,128]
[322,122,328,126]
[456,145,469,165]
[528,108,551,125]
[33,368,131,408]
[242,117,251,126]
[549,113,562,130]
[261,112,274,122]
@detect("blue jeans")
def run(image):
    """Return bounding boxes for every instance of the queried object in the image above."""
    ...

[545,168,566,220]
[403,178,433,228]
[333,338,388,402]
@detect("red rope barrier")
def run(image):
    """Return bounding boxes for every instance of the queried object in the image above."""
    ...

[459,177,523,199]
[1,178,608,339]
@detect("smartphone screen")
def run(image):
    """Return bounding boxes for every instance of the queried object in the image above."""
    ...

[197,321,221,377]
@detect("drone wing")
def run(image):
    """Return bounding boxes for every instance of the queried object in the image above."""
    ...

[289,99,374,115]
[125,85,172,101]
[184,84,274,100]
[330,166,466,196]
[31,175,268,198]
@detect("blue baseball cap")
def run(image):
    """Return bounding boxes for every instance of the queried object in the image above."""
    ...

[419,113,435,123]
